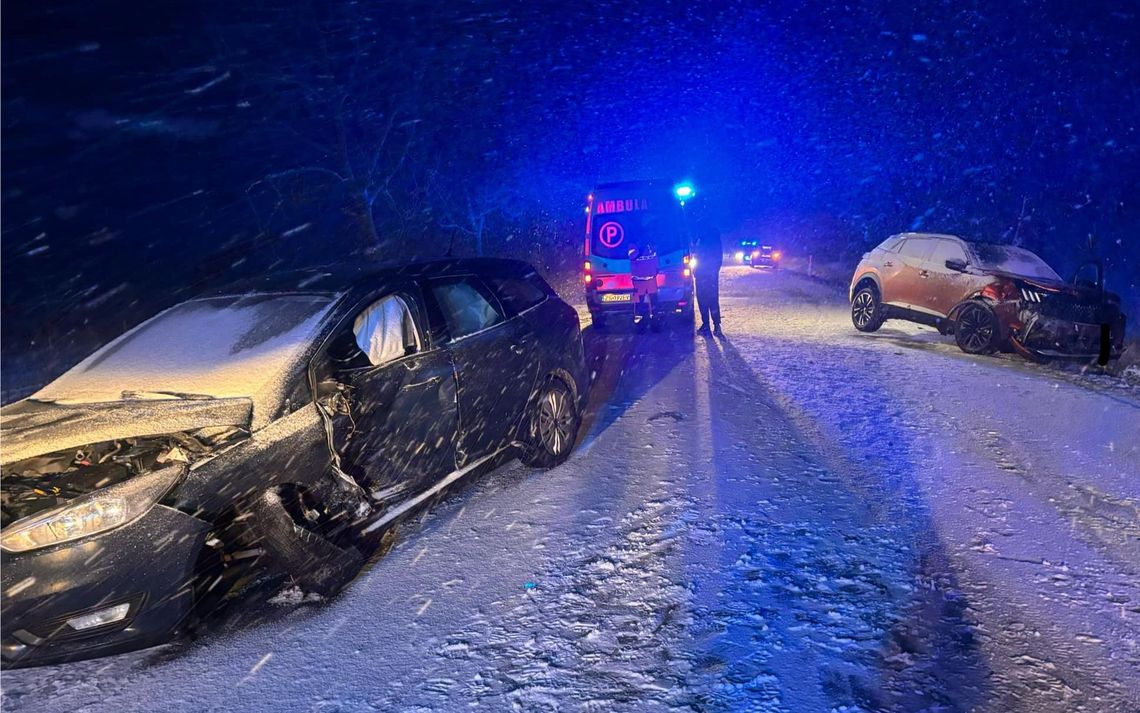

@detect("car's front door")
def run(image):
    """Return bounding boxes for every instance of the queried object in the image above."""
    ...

[424,276,535,464]
[314,287,459,503]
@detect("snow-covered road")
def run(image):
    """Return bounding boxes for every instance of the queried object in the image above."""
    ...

[4,267,1138,712]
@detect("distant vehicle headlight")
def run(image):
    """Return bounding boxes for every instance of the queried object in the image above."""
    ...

[1,465,184,553]
[735,251,745,262]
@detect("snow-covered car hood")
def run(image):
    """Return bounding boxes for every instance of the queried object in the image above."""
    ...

[0,397,253,465]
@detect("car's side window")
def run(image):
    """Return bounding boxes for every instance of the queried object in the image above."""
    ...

[429,278,505,341]
[486,274,547,316]
[929,240,968,266]
[897,238,934,261]
[352,294,422,366]
[326,292,423,372]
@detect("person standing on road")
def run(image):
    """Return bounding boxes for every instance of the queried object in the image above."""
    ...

[692,213,723,337]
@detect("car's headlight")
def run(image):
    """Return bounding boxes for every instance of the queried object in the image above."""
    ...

[1,465,184,553]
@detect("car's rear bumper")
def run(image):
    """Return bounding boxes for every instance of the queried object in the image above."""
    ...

[1,504,210,668]
[587,285,692,314]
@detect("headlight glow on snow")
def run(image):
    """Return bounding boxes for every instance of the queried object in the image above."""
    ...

[0,465,183,553]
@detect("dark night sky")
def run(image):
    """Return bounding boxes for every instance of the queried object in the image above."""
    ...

[3,0,1139,392]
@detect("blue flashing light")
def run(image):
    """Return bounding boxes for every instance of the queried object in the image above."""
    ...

[673,183,695,201]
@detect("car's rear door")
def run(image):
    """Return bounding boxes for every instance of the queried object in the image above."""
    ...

[887,237,936,310]
[423,276,534,464]
[313,285,459,502]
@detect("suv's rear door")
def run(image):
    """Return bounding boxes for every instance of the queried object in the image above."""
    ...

[888,237,936,310]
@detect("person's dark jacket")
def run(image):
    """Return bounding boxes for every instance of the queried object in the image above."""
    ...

[693,224,723,270]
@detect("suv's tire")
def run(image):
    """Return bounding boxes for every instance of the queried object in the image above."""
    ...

[253,489,364,597]
[519,378,580,468]
[953,300,1001,355]
[851,286,885,332]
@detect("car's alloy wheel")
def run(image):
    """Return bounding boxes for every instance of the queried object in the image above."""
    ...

[851,287,884,332]
[521,379,580,468]
[954,301,1000,354]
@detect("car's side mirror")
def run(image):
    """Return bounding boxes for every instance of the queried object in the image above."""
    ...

[945,258,967,272]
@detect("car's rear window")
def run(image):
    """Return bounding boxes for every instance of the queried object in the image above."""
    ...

[486,275,547,316]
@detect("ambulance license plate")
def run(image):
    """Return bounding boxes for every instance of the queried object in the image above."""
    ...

[600,293,632,303]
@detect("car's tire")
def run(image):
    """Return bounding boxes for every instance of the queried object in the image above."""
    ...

[953,300,1001,355]
[851,286,885,332]
[253,489,364,597]
[519,378,580,468]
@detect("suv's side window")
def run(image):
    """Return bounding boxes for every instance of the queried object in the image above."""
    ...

[928,240,968,267]
[897,238,934,261]
[429,278,505,341]
[486,274,547,316]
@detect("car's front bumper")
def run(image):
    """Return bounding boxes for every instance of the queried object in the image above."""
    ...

[1,504,210,668]
[1011,309,1126,362]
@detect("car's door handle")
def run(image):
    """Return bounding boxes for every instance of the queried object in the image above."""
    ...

[919,270,930,278]
[401,375,443,391]
[883,261,894,267]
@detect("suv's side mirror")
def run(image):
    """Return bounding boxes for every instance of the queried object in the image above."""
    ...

[1071,261,1103,291]
[945,258,967,272]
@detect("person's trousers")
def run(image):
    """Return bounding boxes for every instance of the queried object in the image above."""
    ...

[696,269,721,327]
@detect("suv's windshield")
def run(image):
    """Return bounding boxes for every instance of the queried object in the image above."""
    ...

[967,243,1062,282]
[35,295,334,404]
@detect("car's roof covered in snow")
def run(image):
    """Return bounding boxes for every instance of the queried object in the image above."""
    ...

[892,232,964,242]
[204,257,538,298]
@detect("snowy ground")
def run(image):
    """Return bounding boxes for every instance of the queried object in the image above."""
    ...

[4,267,1139,712]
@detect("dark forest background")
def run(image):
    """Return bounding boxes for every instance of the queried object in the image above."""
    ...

[3,0,1139,398]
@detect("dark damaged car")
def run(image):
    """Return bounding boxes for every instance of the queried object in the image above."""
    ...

[1,258,589,667]
[849,232,1127,361]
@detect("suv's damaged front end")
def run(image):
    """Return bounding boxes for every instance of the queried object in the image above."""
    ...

[1006,278,1127,361]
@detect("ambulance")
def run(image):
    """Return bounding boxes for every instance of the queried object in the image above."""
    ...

[583,179,695,327]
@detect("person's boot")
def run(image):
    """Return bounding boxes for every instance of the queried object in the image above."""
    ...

[697,323,712,336]
[713,323,724,337]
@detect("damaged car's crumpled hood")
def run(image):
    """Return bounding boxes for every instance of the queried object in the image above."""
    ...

[0,397,253,465]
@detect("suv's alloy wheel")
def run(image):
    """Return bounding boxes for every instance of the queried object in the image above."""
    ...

[851,287,884,332]
[954,300,1000,354]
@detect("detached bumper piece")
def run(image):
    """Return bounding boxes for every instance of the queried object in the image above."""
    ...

[1,504,209,668]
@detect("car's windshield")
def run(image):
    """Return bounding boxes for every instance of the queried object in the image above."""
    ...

[967,243,1062,282]
[34,295,334,404]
